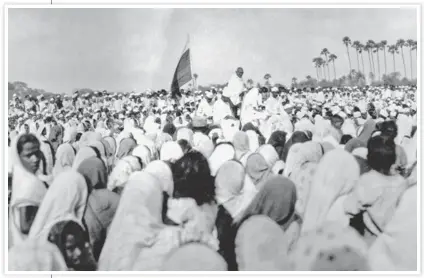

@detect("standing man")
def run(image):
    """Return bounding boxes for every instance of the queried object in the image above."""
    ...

[222,67,246,118]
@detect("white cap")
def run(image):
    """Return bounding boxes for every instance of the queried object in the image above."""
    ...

[271,87,278,93]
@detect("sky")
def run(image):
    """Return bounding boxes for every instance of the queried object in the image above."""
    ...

[8,7,418,93]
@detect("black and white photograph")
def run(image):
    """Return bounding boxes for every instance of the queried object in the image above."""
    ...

[6,4,419,272]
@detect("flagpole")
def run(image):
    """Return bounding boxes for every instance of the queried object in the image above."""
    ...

[187,34,195,90]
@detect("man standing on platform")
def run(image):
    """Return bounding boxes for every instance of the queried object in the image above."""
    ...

[222,67,246,118]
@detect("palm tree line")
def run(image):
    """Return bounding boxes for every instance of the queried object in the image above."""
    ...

[312,48,338,81]
[342,37,417,81]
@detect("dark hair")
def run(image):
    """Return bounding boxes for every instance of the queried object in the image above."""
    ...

[163,123,176,137]
[379,120,398,140]
[48,220,86,254]
[76,133,82,142]
[177,139,192,154]
[267,131,287,160]
[171,150,215,205]
[367,135,396,175]
[340,134,353,145]
[17,134,40,155]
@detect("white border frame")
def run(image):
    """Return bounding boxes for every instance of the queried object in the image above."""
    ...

[2,2,421,276]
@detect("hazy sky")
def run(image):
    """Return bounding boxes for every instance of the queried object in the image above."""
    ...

[8,7,417,93]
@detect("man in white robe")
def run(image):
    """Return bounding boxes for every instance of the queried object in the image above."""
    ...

[222,67,246,117]
[213,91,233,126]
[240,87,264,126]
[196,91,214,119]
[264,87,284,116]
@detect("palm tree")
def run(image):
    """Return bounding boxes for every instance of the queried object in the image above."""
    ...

[396,39,407,78]
[328,53,338,80]
[306,75,312,80]
[358,43,365,74]
[407,39,415,79]
[312,57,320,80]
[352,40,361,72]
[380,40,388,75]
[411,40,417,58]
[342,36,352,73]
[291,77,298,86]
[321,48,331,79]
[319,58,326,80]
[193,73,198,89]
[388,44,399,73]
[373,42,381,81]
[367,40,376,75]
[364,44,373,77]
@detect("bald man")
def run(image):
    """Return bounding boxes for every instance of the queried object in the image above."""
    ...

[222,67,246,118]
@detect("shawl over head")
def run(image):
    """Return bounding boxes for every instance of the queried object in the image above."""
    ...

[160,141,184,162]
[193,137,215,159]
[28,170,88,241]
[290,222,369,271]
[161,243,227,271]
[77,157,108,190]
[368,185,417,271]
[233,131,250,159]
[235,215,290,271]
[9,134,48,247]
[72,146,99,170]
[302,149,360,233]
[215,160,254,218]
[344,137,367,153]
[283,141,323,178]
[52,143,76,177]
[132,144,152,168]
[208,143,236,176]
[281,131,311,162]
[143,160,174,196]
[116,138,137,160]
[245,153,271,187]
[257,144,279,169]
[107,156,143,191]
[98,172,165,271]
[236,175,297,231]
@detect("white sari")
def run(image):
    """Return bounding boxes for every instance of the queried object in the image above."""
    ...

[9,134,47,247]
[28,170,88,241]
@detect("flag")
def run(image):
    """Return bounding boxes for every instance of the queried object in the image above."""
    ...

[171,39,192,99]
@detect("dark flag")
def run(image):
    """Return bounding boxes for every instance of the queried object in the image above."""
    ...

[171,47,192,99]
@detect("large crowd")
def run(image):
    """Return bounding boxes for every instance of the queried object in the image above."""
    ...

[7,67,417,271]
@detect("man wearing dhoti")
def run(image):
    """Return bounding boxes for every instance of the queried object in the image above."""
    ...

[222,67,246,118]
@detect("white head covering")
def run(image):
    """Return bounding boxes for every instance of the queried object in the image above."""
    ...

[208,143,236,176]
[302,149,360,233]
[9,134,48,247]
[160,141,183,162]
[28,170,88,241]
[98,172,165,271]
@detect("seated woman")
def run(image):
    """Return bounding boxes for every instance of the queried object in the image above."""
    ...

[48,220,97,271]
[9,133,47,247]
[344,135,408,246]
